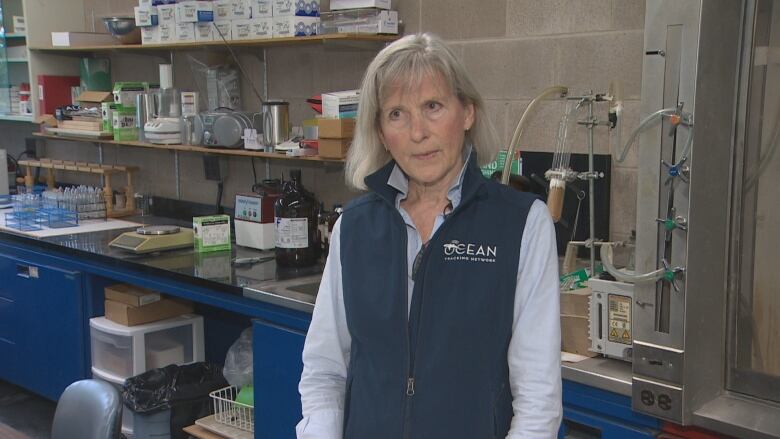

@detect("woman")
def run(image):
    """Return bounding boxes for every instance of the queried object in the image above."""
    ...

[297,33,561,438]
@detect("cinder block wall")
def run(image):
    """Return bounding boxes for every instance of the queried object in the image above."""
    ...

[0,0,644,245]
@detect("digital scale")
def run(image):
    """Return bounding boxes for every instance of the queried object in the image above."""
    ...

[109,225,194,254]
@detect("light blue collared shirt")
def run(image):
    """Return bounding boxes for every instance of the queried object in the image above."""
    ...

[298,148,562,438]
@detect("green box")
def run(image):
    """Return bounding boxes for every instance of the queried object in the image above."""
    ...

[101,102,116,133]
[481,150,522,179]
[193,215,231,252]
[112,105,138,141]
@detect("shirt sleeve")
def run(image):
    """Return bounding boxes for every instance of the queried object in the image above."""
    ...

[506,200,563,438]
[296,218,352,439]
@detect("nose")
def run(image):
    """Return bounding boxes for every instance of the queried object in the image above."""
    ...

[409,111,429,143]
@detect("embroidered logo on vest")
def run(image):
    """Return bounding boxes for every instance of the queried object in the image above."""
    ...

[443,239,497,263]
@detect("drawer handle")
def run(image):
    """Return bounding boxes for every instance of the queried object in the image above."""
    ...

[16,265,38,279]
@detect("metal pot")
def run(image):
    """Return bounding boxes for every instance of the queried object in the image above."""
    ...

[262,101,290,147]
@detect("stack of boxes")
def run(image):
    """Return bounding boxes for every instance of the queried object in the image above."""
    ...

[135,0,321,44]
[317,89,358,159]
[320,0,398,35]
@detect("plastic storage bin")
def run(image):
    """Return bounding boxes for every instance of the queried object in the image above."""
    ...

[90,314,205,382]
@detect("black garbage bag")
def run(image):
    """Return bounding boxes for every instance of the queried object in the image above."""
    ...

[123,362,228,439]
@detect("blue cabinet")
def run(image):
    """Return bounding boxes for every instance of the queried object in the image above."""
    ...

[0,253,87,400]
[253,319,306,439]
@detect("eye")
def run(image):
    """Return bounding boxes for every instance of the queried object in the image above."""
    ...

[425,101,442,112]
[388,109,402,120]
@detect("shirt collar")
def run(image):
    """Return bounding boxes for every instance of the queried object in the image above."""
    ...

[388,145,473,210]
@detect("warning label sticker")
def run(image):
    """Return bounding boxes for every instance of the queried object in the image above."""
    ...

[608,294,632,345]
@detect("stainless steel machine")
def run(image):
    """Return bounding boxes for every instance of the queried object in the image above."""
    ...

[630,1,780,437]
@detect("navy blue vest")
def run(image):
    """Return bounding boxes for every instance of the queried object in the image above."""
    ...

[340,156,537,439]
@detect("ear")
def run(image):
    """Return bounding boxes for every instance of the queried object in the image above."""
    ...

[463,102,475,131]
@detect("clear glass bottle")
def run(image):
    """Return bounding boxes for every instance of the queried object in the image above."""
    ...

[274,170,321,267]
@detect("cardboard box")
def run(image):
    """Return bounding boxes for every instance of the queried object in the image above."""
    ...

[159,22,177,43]
[273,16,319,37]
[38,75,80,115]
[157,4,176,24]
[231,0,252,19]
[318,138,350,159]
[104,298,194,326]
[134,6,159,26]
[195,23,214,41]
[322,89,359,118]
[105,283,161,307]
[213,20,232,40]
[176,1,198,22]
[561,287,590,316]
[232,19,253,40]
[214,0,232,20]
[176,22,196,42]
[193,215,231,252]
[273,0,320,17]
[141,25,161,44]
[250,18,273,39]
[561,315,596,357]
[318,117,355,138]
[12,16,25,34]
[253,0,273,18]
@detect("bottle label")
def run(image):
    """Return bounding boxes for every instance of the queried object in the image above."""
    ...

[276,217,308,248]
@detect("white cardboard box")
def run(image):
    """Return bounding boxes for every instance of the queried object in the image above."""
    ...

[176,22,196,41]
[336,10,398,34]
[134,6,158,27]
[12,16,25,34]
[214,0,232,20]
[330,0,390,9]
[195,23,214,41]
[157,4,176,24]
[213,20,232,40]
[231,0,252,19]
[273,16,320,37]
[250,18,273,39]
[175,1,198,23]
[273,0,320,17]
[141,25,161,44]
[139,0,152,6]
[253,0,273,18]
[232,19,253,40]
[159,23,177,43]
[322,89,360,118]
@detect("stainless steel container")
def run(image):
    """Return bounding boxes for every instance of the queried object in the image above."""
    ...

[262,101,290,148]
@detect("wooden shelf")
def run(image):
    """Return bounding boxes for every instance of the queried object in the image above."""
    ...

[33,132,345,163]
[29,33,398,53]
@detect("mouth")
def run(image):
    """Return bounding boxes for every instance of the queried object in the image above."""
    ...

[413,150,439,160]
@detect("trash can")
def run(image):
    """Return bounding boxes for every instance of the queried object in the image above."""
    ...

[123,362,228,439]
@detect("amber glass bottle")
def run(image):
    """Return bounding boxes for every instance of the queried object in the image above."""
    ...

[274,170,321,267]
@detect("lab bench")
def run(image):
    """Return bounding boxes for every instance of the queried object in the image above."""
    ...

[0,218,659,439]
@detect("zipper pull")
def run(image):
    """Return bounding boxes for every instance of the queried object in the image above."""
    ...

[406,377,415,396]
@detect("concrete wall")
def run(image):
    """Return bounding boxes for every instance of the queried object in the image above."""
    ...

[0,0,645,244]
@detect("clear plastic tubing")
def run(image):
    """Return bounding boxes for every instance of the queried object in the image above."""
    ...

[616,107,684,163]
[599,242,665,283]
[502,85,569,185]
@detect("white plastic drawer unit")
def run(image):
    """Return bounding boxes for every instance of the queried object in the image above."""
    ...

[89,314,205,382]
[91,369,135,436]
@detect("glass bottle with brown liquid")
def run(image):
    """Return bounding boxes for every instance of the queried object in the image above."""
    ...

[275,169,321,267]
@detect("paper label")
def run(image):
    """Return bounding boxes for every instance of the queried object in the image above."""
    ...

[608,294,632,345]
[275,217,308,248]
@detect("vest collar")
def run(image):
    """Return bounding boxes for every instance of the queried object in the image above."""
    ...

[364,151,487,210]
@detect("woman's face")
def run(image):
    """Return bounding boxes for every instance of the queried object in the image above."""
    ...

[378,72,475,191]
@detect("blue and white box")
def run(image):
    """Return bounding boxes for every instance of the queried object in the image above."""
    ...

[322,89,359,118]
[250,18,273,38]
[135,6,159,26]
[273,16,320,37]
[253,0,273,18]
[273,0,320,17]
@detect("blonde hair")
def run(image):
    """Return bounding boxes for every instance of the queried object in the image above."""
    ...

[345,33,499,190]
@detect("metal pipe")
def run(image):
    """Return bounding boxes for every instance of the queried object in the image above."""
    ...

[502,85,568,184]
[174,151,181,199]
[587,99,596,275]
[97,143,104,187]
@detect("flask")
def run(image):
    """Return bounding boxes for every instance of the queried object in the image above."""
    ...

[274,170,321,267]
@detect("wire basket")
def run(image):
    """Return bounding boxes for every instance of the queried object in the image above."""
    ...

[209,386,254,433]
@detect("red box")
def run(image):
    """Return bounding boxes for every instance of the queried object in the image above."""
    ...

[37,75,80,116]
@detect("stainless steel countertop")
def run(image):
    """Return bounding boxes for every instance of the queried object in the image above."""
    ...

[562,356,633,396]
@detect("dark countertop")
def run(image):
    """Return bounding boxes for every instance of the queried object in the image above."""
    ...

[0,214,324,300]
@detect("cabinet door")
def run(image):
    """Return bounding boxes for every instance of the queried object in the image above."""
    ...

[10,259,87,400]
[0,256,20,383]
[252,320,306,439]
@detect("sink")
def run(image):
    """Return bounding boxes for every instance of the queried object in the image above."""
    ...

[286,281,320,296]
